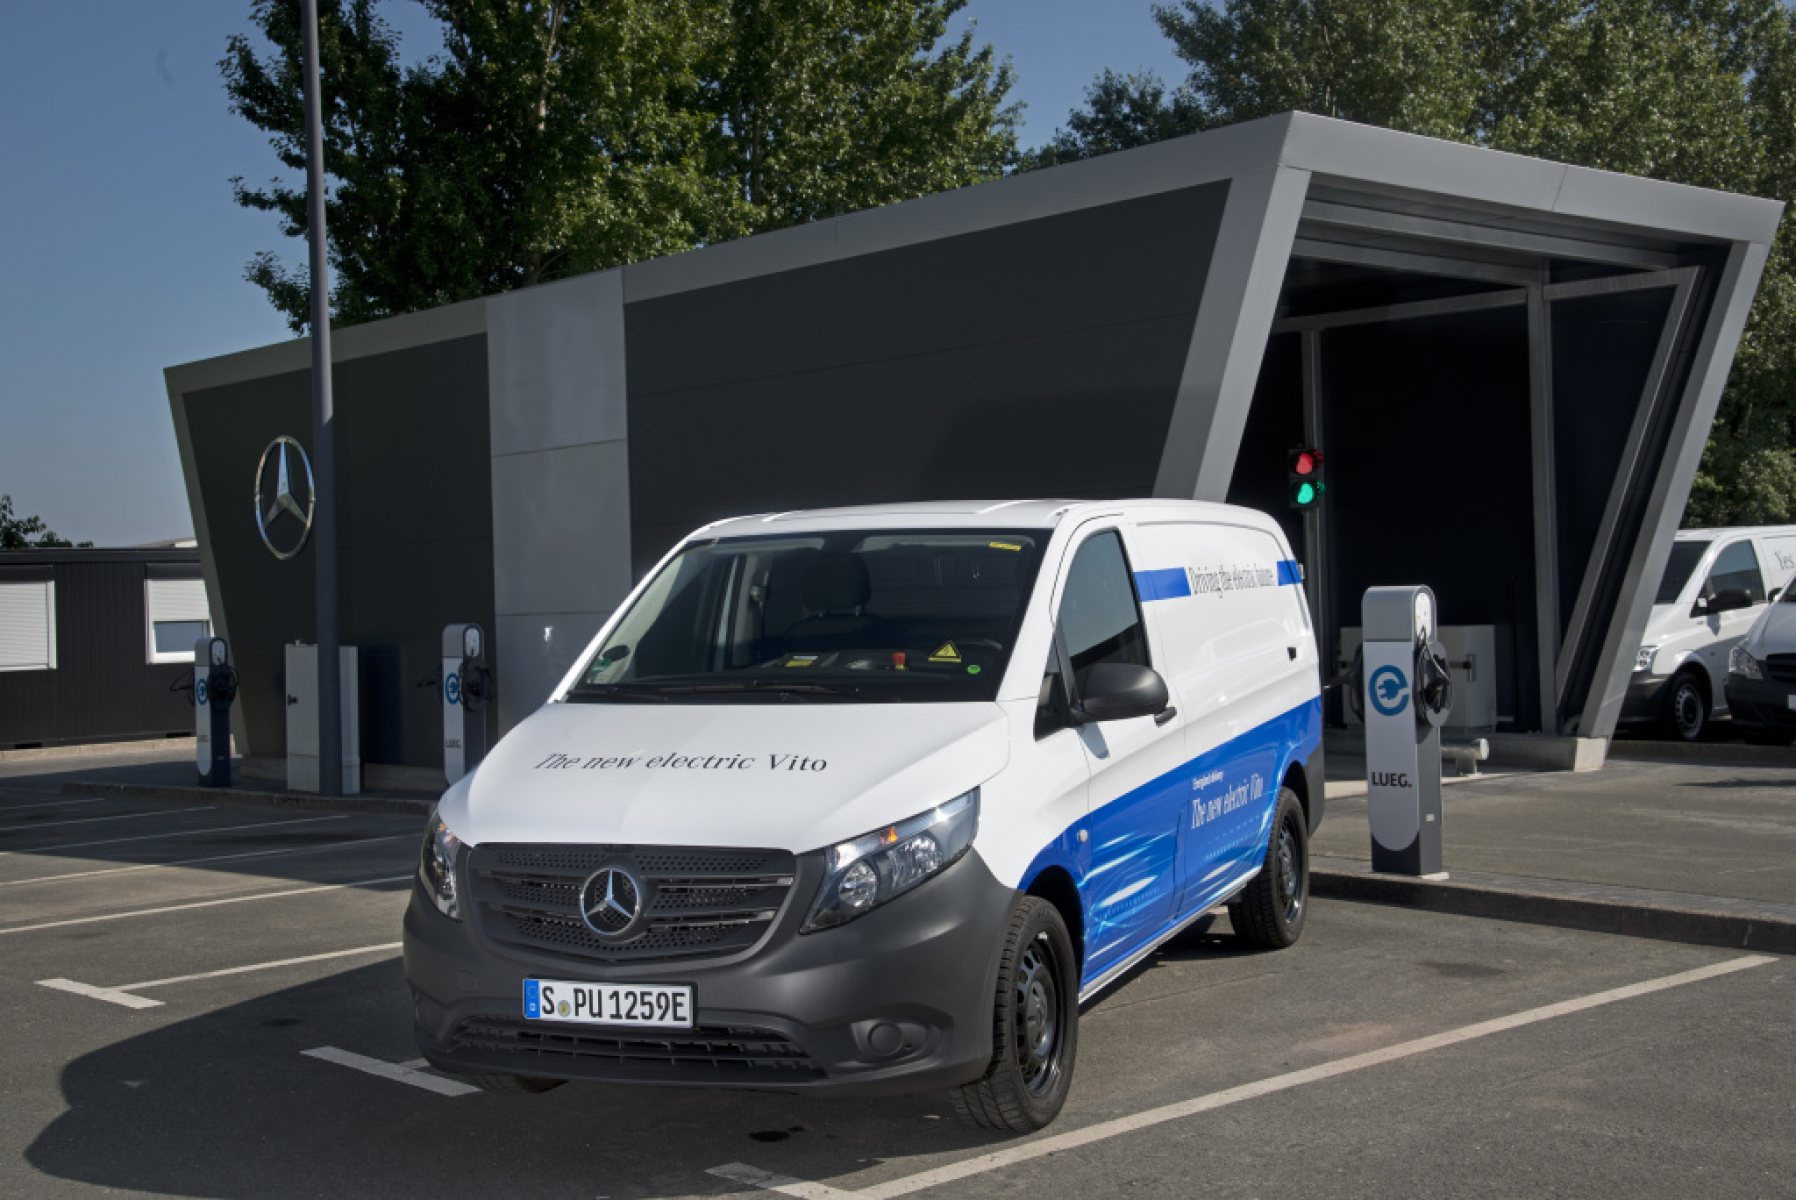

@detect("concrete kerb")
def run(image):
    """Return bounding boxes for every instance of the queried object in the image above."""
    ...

[1311,857,1796,956]
[59,779,434,819]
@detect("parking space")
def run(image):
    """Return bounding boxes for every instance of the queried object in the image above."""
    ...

[2,783,1791,1197]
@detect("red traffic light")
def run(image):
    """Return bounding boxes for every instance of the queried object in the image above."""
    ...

[1289,448,1323,476]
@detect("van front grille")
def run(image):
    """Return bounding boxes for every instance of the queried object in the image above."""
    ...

[467,843,796,964]
[1765,653,1796,684]
[448,1015,823,1080]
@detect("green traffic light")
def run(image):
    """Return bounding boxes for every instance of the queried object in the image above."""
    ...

[1294,481,1325,507]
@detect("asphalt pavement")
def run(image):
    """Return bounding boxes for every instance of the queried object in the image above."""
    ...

[1,742,1792,1196]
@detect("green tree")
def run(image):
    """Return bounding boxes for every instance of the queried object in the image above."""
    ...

[1034,0,1796,526]
[223,0,1016,332]
[0,495,88,549]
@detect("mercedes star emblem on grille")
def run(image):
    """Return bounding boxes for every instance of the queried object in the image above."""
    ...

[579,866,643,937]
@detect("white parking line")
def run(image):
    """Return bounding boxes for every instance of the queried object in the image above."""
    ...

[711,1163,867,1200]
[0,874,413,936]
[37,941,403,1008]
[302,1046,480,1097]
[713,955,1775,1200]
[0,806,213,834]
[0,834,407,888]
[0,797,104,815]
[0,813,351,856]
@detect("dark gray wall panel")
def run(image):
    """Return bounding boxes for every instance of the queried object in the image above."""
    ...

[1550,287,1677,632]
[1319,309,1538,730]
[625,183,1229,573]
[180,335,494,767]
[1225,331,1304,553]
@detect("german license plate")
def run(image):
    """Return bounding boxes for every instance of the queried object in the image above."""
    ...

[524,978,693,1028]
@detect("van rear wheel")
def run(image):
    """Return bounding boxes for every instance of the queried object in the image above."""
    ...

[1227,787,1309,949]
[952,896,1078,1134]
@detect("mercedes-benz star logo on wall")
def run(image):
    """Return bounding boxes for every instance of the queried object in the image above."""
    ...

[579,867,643,938]
[254,436,315,560]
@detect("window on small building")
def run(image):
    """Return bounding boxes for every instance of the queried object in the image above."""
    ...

[0,581,57,672]
[145,578,211,664]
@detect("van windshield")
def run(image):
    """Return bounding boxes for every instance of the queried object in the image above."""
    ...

[566,529,1046,704]
[1654,539,1712,604]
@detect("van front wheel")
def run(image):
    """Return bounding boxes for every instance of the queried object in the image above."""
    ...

[1227,787,1309,949]
[952,896,1079,1133]
[1663,671,1708,742]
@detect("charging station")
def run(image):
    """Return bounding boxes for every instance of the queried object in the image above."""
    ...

[442,623,490,785]
[1362,586,1454,875]
[194,636,236,787]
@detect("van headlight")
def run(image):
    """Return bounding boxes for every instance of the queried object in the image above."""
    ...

[803,789,979,932]
[418,810,464,920]
[1729,645,1764,680]
[1635,645,1659,673]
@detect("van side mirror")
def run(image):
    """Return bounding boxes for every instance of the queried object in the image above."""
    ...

[1071,662,1169,724]
[1705,588,1754,614]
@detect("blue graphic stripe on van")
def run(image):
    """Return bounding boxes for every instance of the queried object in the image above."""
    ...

[1016,696,1324,990]
[1277,559,1302,586]
[1134,568,1191,602]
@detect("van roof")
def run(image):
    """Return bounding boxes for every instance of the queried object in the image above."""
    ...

[692,498,1270,539]
[1673,525,1796,542]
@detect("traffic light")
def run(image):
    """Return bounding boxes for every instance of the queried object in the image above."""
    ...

[1288,447,1325,509]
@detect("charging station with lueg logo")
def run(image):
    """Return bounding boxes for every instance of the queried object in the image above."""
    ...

[1362,586,1454,876]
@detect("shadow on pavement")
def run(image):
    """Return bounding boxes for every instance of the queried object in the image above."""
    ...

[25,961,1002,1199]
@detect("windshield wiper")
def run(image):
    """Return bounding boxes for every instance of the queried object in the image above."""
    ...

[564,684,670,703]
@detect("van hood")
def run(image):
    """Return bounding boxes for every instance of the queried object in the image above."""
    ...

[1744,602,1796,657]
[443,700,1010,853]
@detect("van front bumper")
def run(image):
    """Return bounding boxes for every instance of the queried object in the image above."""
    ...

[404,847,1014,1096]
[1723,675,1796,734]
[1620,673,1671,724]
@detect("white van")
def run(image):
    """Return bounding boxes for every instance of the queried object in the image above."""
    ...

[403,499,1323,1131]
[1624,526,1796,740]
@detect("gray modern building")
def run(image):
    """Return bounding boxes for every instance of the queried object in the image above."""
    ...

[165,112,1783,778]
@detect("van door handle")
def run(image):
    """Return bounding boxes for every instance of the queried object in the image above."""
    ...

[1155,707,1178,726]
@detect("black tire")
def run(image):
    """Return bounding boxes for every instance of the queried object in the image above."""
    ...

[1227,787,1309,949]
[1663,671,1708,742]
[952,896,1079,1134]
[465,1073,564,1094]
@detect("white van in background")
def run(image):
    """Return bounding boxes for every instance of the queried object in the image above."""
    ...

[1624,526,1796,740]
[403,499,1323,1132]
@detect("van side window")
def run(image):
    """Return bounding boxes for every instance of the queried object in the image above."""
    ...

[1057,529,1149,694]
[1705,542,1765,605]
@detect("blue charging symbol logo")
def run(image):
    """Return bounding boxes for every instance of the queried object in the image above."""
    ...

[1369,665,1409,717]
[445,673,461,705]
[196,679,208,707]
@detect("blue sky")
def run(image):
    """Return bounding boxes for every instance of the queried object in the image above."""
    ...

[0,1,1189,547]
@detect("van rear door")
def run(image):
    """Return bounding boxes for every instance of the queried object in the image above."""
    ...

[1128,519,1310,911]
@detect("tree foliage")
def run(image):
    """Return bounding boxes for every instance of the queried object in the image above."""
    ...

[223,0,1016,332]
[1035,0,1796,527]
[0,495,87,549]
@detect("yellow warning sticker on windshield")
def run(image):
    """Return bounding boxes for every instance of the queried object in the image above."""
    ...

[989,542,1022,551]
[929,642,961,664]
[786,654,818,667]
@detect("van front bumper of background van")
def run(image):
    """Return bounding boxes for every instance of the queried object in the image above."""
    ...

[1620,673,1671,724]
[1724,675,1796,734]
[403,846,1015,1096]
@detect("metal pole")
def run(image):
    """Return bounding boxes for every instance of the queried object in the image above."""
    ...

[300,0,341,797]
